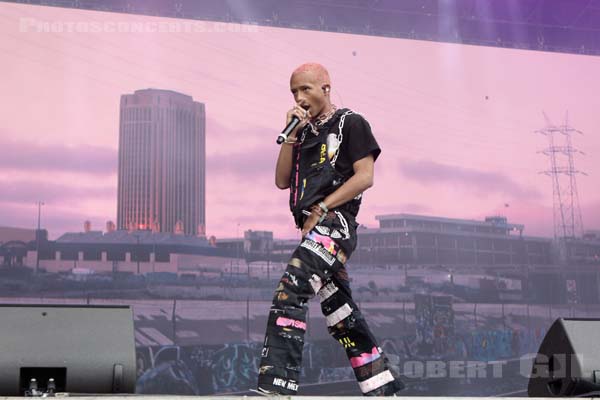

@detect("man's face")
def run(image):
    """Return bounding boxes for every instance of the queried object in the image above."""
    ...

[290,71,328,117]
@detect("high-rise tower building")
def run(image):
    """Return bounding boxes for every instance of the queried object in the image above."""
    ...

[117,89,206,236]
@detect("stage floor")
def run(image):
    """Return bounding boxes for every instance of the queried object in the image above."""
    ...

[0,397,541,400]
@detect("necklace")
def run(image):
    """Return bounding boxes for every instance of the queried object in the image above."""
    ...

[308,104,337,135]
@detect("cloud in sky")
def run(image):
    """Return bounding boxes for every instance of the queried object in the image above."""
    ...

[1,179,115,204]
[206,144,276,177]
[0,201,111,236]
[400,159,542,200]
[0,138,117,175]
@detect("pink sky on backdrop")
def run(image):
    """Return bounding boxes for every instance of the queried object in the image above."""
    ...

[1,3,600,240]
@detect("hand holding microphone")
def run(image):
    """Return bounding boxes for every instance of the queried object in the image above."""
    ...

[277,105,311,144]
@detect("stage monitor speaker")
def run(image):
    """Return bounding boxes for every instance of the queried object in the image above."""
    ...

[528,318,600,397]
[0,304,136,396]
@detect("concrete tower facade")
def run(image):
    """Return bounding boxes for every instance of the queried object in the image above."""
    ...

[117,89,206,236]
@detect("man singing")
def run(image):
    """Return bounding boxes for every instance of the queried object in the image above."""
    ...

[257,63,405,396]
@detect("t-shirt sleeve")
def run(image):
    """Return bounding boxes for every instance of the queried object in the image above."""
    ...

[344,113,381,164]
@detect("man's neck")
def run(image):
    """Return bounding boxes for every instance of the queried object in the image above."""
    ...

[314,102,333,119]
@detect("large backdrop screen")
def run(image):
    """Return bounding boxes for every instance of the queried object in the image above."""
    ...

[1,2,600,396]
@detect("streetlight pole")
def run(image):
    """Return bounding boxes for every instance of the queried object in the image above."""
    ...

[35,201,44,274]
[135,234,141,275]
[152,236,156,274]
[236,223,240,272]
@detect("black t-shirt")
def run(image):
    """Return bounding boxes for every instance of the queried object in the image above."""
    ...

[290,110,380,251]
[294,111,380,254]
[329,112,381,179]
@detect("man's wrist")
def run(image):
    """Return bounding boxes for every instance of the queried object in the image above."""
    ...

[314,201,328,224]
[318,201,329,214]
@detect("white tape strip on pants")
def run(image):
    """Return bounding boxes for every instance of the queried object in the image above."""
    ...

[358,370,395,393]
[325,303,352,327]
[318,281,339,302]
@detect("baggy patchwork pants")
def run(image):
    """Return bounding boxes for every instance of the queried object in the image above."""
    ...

[257,225,405,396]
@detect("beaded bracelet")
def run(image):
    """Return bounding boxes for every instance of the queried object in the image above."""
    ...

[317,203,328,224]
[318,201,329,214]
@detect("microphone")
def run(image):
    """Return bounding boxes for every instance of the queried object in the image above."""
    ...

[277,105,309,144]
[277,116,300,144]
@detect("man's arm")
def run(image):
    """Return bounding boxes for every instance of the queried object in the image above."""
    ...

[275,143,295,189]
[301,154,374,236]
[323,154,374,208]
[276,106,311,189]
